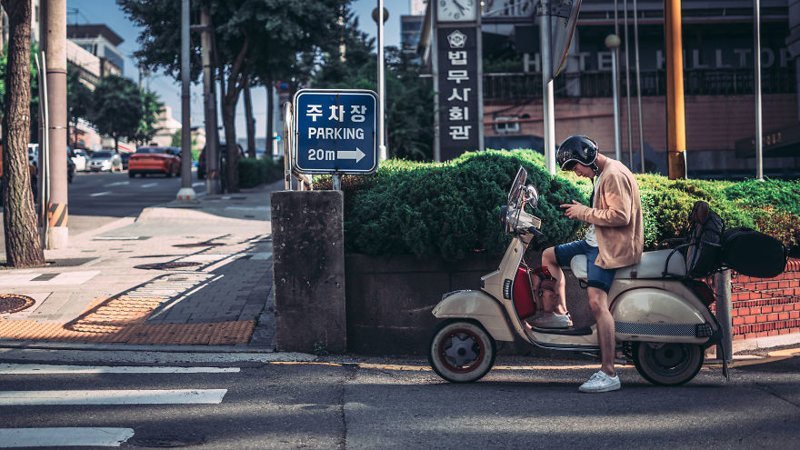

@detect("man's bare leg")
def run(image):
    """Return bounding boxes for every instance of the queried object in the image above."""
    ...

[542,247,568,315]
[587,287,615,375]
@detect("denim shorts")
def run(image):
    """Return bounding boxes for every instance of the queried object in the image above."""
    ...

[554,240,617,293]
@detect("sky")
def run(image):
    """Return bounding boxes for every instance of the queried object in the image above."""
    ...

[66,0,411,142]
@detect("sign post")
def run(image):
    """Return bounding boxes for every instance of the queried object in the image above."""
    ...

[293,89,379,182]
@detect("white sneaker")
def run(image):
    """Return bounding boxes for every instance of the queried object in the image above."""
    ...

[531,312,573,329]
[579,370,621,393]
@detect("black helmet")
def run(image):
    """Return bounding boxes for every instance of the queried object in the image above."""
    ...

[557,135,599,171]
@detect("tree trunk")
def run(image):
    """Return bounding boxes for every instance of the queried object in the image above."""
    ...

[243,77,256,159]
[266,80,274,158]
[221,93,239,193]
[114,136,119,153]
[1,0,45,267]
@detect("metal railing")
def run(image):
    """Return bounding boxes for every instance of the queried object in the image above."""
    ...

[483,68,796,101]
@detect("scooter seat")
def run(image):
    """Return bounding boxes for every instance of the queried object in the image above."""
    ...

[569,249,687,281]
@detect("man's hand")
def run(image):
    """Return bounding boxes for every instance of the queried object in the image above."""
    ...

[560,200,588,220]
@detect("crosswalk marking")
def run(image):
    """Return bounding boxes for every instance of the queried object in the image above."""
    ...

[90,191,112,197]
[0,364,240,375]
[104,181,130,187]
[0,389,227,405]
[0,427,134,448]
[141,182,158,188]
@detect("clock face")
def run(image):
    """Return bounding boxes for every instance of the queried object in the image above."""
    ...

[437,0,478,22]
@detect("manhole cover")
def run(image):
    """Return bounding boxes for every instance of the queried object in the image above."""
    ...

[0,294,36,314]
[134,261,202,270]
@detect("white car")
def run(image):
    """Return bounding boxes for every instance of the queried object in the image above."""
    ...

[70,148,89,172]
[88,150,122,172]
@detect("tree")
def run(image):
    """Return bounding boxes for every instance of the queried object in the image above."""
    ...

[0,0,45,267]
[119,0,347,192]
[134,89,162,145]
[311,15,434,161]
[89,75,142,152]
[67,64,93,147]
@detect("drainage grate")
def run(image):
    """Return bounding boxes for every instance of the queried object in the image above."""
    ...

[0,294,36,314]
[134,261,202,270]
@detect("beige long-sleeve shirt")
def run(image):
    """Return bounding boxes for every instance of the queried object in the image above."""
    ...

[576,159,644,269]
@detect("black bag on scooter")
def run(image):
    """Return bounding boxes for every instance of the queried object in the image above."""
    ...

[721,227,787,278]
[683,201,725,278]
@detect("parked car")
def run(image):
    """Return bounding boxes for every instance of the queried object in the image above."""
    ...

[197,142,244,179]
[128,146,181,178]
[70,147,89,171]
[88,150,122,172]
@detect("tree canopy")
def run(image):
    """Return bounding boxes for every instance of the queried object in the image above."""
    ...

[89,75,143,151]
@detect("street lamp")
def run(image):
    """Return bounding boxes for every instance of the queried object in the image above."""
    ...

[605,33,622,162]
[372,4,389,161]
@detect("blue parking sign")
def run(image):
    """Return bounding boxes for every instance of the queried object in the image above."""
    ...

[293,89,378,174]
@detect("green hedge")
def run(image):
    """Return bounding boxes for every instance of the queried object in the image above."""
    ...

[315,150,800,261]
[239,157,284,188]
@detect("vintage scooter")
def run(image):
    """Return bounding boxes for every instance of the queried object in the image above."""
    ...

[429,167,725,386]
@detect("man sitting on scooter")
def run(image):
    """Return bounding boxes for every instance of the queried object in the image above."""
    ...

[532,135,643,393]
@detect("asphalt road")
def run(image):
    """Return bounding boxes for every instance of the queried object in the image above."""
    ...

[0,352,797,449]
[0,170,206,258]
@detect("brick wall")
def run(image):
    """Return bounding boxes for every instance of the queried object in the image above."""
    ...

[729,259,800,341]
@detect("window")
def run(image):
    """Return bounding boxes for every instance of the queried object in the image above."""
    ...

[493,116,520,134]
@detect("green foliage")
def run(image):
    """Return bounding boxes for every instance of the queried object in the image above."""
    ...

[335,150,584,261]
[327,151,800,261]
[238,157,284,188]
[134,89,163,144]
[89,75,143,150]
[310,13,434,161]
[67,64,93,143]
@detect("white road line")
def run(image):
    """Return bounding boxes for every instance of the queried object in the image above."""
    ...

[0,364,240,375]
[105,181,130,187]
[90,191,111,197]
[0,389,227,405]
[141,183,158,188]
[0,427,134,448]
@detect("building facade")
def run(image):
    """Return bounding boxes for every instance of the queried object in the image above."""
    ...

[416,0,800,178]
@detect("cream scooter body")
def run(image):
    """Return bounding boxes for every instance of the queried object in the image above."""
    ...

[429,167,723,386]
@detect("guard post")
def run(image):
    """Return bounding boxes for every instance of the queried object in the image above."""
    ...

[271,89,378,354]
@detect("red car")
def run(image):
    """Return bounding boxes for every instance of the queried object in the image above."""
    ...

[128,146,181,178]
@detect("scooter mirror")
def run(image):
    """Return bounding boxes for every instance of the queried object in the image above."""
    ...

[525,185,539,209]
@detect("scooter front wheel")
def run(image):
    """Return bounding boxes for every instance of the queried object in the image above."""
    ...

[429,320,496,383]
[633,342,704,386]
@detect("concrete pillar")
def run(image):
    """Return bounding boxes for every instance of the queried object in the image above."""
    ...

[271,191,346,354]
[43,0,68,249]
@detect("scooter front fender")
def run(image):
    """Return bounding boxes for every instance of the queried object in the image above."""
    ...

[432,290,515,342]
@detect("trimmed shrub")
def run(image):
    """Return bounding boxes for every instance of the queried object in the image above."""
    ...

[318,150,800,261]
[239,157,284,188]
[326,150,585,261]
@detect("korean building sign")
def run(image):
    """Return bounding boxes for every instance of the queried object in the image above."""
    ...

[437,27,482,161]
[293,89,378,174]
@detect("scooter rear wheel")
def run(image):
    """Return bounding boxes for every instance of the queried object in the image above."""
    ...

[633,342,704,386]
[429,320,496,383]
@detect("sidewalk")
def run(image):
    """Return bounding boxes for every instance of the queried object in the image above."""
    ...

[0,181,282,349]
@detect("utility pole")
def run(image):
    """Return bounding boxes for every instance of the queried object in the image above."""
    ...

[176,0,196,201]
[43,0,69,249]
[539,0,556,174]
[373,2,388,161]
[665,0,687,180]
[200,6,220,195]
[754,0,763,180]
